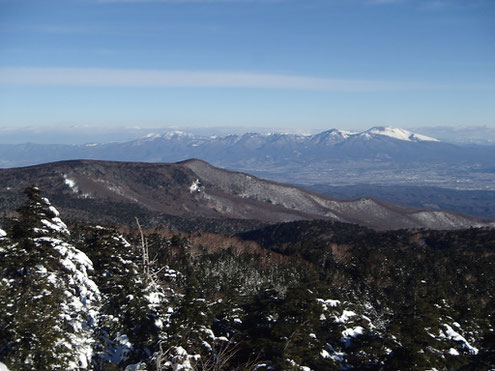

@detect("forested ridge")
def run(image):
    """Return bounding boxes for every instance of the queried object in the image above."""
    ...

[0,188,493,370]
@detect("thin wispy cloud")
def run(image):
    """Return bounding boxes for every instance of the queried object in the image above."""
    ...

[0,22,101,35]
[0,67,434,92]
[367,0,405,5]
[367,0,490,8]
[97,0,282,3]
[420,0,447,9]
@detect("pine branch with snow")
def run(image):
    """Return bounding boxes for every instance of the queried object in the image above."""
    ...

[0,187,100,370]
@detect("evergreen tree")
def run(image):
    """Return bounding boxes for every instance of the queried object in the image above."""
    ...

[74,225,169,369]
[0,187,100,370]
[239,284,330,370]
[165,266,211,362]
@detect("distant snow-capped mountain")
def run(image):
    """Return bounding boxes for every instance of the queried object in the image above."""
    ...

[309,129,357,145]
[358,126,439,142]
[0,126,494,189]
[308,126,438,144]
[136,126,438,145]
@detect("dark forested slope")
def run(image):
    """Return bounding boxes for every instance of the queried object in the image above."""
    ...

[1,189,494,370]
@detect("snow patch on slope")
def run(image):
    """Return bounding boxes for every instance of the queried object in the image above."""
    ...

[64,175,79,193]
[189,179,202,193]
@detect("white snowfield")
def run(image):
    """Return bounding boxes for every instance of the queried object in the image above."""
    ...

[361,126,439,142]
[0,228,6,238]
[0,362,9,371]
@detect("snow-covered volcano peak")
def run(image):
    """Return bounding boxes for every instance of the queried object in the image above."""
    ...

[362,126,439,142]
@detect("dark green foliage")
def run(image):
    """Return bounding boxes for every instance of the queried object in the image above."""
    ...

[237,220,495,369]
[0,258,68,369]
[237,284,334,370]
[1,193,494,370]
[73,225,168,369]
[167,267,212,355]
[0,187,99,370]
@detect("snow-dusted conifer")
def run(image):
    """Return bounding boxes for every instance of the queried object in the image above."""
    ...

[0,187,100,370]
[77,225,169,369]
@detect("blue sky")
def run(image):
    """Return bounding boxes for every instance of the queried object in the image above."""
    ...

[0,0,494,133]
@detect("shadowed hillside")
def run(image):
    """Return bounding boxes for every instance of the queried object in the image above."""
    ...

[0,159,493,233]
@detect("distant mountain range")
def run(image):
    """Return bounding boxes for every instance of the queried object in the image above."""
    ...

[1,126,494,189]
[0,159,493,231]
